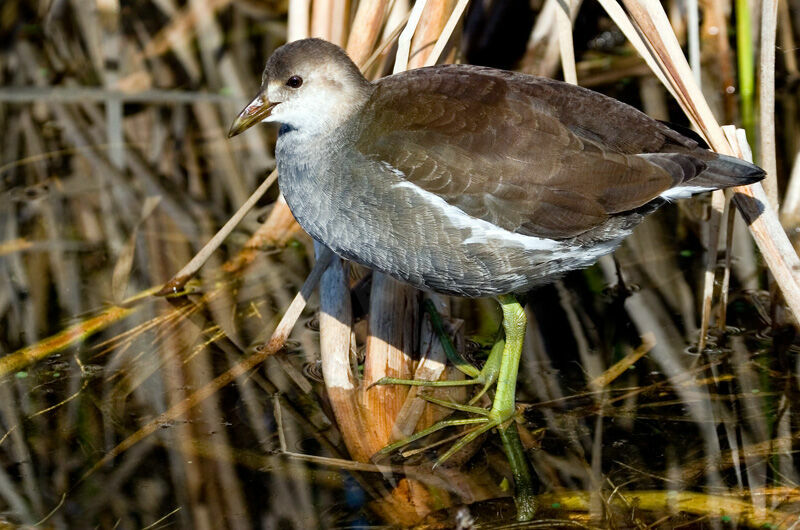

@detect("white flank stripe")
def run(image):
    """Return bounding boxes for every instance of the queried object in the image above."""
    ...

[659,186,715,201]
[391,180,564,253]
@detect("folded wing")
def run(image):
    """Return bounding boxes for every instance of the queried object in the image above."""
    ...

[355,65,708,239]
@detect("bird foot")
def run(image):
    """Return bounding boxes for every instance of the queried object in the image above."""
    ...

[376,395,516,469]
[373,298,519,465]
[371,338,504,405]
[374,357,516,468]
[376,295,538,521]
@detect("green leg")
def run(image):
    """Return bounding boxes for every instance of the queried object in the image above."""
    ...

[499,422,538,521]
[494,295,537,521]
[423,298,480,378]
[375,294,528,440]
[488,294,526,421]
[373,299,502,393]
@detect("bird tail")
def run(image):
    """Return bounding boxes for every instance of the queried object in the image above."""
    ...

[689,153,766,189]
[644,152,765,201]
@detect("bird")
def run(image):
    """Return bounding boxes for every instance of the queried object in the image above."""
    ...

[228,37,764,518]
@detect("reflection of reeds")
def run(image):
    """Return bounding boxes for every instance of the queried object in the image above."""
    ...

[2,0,800,527]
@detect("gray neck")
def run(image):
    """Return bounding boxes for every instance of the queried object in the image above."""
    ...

[275,118,360,244]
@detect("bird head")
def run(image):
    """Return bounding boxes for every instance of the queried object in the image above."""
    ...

[228,38,372,138]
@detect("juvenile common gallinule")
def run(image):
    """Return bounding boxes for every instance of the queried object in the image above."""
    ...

[229,37,764,516]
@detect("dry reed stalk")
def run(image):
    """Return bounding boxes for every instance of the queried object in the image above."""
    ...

[783,155,800,225]
[595,0,676,101]
[158,171,278,294]
[687,0,700,82]
[699,190,727,351]
[381,0,411,56]
[521,0,578,78]
[422,0,470,67]
[691,2,726,350]
[718,202,737,330]
[701,0,750,312]
[222,196,304,273]
[408,0,457,69]
[588,333,655,391]
[97,0,125,170]
[777,0,798,78]
[330,0,350,46]
[607,0,800,324]
[556,0,577,84]
[362,275,419,440]
[759,0,779,210]
[394,0,429,71]
[311,0,334,39]
[729,167,800,318]
[288,0,311,41]
[704,0,737,122]
[316,253,370,457]
[346,0,391,66]
[778,1,800,226]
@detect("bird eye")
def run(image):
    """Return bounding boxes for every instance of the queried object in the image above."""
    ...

[286,76,303,88]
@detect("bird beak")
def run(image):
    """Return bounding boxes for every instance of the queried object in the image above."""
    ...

[228,91,277,138]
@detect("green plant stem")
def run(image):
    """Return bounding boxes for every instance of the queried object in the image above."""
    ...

[735,0,755,153]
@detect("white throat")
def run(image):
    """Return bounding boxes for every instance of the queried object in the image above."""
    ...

[264,84,370,136]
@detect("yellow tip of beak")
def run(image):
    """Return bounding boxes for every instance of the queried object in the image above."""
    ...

[227,96,277,138]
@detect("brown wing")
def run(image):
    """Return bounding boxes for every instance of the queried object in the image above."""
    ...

[354,65,696,239]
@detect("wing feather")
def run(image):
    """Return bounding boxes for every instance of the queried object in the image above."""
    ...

[354,65,690,238]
